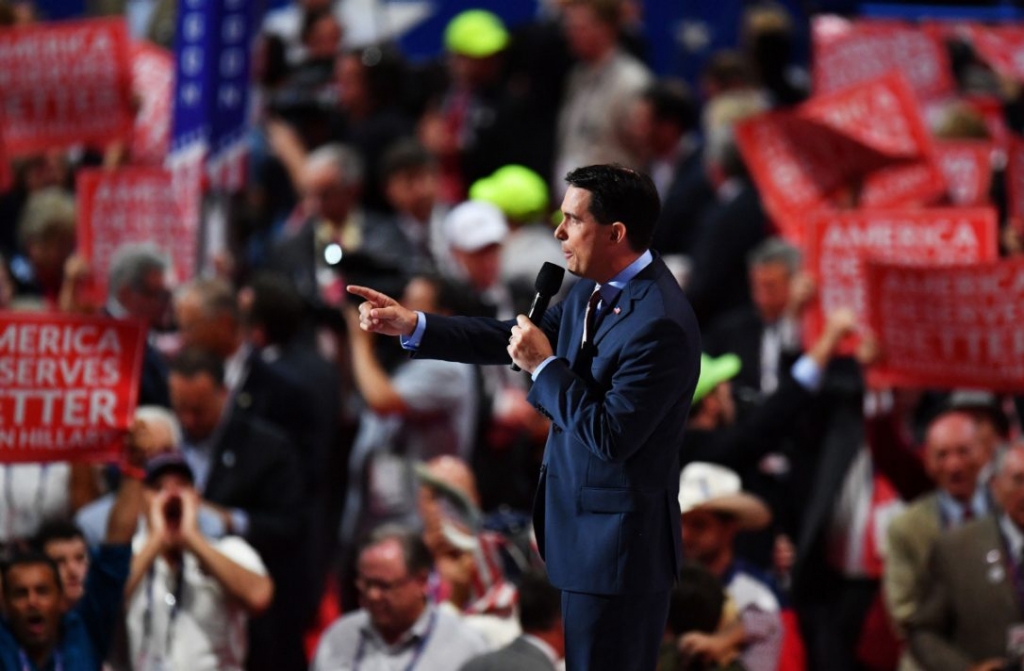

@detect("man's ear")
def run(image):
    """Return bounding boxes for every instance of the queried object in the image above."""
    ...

[610,222,627,244]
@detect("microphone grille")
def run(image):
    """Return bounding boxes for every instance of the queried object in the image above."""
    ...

[535,262,566,295]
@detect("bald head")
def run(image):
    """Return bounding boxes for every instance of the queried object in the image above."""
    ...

[925,411,983,502]
[416,456,479,556]
[422,455,479,505]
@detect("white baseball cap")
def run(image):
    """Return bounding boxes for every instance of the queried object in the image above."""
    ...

[444,200,509,252]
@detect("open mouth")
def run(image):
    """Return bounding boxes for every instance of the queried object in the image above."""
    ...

[25,613,46,637]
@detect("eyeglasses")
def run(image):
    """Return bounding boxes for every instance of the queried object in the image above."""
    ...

[355,575,415,594]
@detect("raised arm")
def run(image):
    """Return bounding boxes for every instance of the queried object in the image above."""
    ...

[179,489,274,614]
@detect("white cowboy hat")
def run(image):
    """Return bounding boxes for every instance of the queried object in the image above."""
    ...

[678,462,771,531]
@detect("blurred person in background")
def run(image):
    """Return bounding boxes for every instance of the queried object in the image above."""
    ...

[908,444,1024,670]
[884,410,991,671]
[678,463,783,671]
[314,525,491,670]
[460,570,565,671]
[686,90,770,327]
[123,453,274,671]
[554,0,651,193]
[631,78,713,260]
[11,187,76,308]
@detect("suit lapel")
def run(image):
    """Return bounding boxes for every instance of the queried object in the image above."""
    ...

[566,282,596,368]
[591,265,657,348]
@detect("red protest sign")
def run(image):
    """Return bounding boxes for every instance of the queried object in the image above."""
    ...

[0,18,134,156]
[0,133,10,193]
[802,208,998,348]
[933,140,994,206]
[963,24,1024,83]
[1007,138,1024,231]
[962,95,1012,150]
[76,168,198,294]
[0,312,145,463]
[799,72,935,159]
[812,16,955,102]
[866,259,1024,391]
[736,74,941,241]
[129,41,173,166]
[734,112,842,243]
[858,160,947,209]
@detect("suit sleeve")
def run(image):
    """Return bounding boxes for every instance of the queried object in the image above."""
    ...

[417,303,563,366]
[682,379,812,470]
[883,512,922,632]
[529,316,698,463]
[907,541,975,671]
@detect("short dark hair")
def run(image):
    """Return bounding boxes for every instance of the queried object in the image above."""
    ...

[517,571,561,633]
[300,8,335,45]
[566,0,621,28]
[642,79,698,134]
[359,524,433,575]
[32,520,85,554]
[667,561,724,636]
[2,552,63,598]
[169,347,226,387]
[378,138,436,185]
[244,272,306,346]
[563,164,660,252]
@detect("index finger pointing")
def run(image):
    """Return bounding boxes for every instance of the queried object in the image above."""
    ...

[346,285,388,305]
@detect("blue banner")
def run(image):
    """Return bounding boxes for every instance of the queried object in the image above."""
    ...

[170,0,221,155]
[208,0,256,159]
[170,0,253,166]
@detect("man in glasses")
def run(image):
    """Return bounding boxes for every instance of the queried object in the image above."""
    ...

[313,525,490,670]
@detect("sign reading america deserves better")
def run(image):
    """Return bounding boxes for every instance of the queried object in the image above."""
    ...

[802,208,998,349]
[0,313,145,463]
[866,260,1024,391]
[0,18,133,155]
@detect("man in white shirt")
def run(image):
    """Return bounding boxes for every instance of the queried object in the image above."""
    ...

[124,453,273,671]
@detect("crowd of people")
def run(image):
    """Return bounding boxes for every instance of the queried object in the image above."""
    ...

[1,0,1024,669]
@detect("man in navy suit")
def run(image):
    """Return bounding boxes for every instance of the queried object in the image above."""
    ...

[349,164,701,671]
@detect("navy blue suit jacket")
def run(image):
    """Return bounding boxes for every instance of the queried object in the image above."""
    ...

[418,257,700,596]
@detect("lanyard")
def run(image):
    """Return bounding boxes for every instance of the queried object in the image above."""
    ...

[138,560,186,669]
[17,649,62,671]
[353,610,437,671]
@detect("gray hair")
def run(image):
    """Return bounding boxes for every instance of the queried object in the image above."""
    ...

[17,187,76,247]
[134,405,183,449]
[306,143,364,187]
[702,90,769,179]
[992,442,1024,480]
[108,243,169,297]
[747,237,801,274]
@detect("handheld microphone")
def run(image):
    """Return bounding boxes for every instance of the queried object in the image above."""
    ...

[511,262,565,371]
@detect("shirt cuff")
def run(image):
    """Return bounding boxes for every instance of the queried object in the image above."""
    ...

[531,356,558,381]
[400,312,427,350]
[229,509,250,537]
[790,355,823,392]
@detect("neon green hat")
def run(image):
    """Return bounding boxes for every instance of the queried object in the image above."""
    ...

[692,353,741,404]
[469,164,549,221]
[444,9,509,58]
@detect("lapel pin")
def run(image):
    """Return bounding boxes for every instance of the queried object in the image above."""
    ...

[613,307,621,315]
